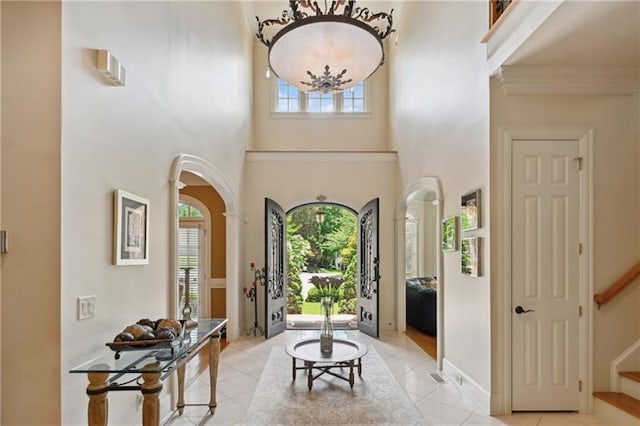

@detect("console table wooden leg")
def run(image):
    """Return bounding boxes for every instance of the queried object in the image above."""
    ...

[177,363,186,415]
[87,371,109,426]
[141,363,162,426]
[358,357,363,377]
[208,335,221,413]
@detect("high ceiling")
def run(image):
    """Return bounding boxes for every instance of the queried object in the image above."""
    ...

[505,0,640,68]
[244,1,640,71]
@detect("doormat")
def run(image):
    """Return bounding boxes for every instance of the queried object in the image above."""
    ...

[242,346,425,425]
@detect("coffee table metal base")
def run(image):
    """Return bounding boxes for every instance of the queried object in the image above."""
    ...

[285,339,368,390]
[292,358,363,390]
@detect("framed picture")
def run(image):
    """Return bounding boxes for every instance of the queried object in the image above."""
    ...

[441,216,459,252]
[461,237,481,277]
[461,189,481,231]
[114,189,149,265]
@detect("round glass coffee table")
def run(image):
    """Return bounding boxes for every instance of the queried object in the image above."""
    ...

[285,338,368,390]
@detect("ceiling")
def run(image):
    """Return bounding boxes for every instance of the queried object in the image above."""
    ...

[505,1,640,68]
[246,1,639,71]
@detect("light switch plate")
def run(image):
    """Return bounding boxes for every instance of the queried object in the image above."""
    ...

[78,295,96,320]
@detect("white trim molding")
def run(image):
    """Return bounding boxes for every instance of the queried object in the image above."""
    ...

[396,176,444,371]
[497,66,640,96]
[610,339,640,392]
[495,128,593,414]
[170,154,241,341]
[246,150,397,163]
[443,358,491,414]
[210,278,227,288]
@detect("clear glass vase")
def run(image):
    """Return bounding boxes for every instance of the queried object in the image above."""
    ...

[320,296,334,353]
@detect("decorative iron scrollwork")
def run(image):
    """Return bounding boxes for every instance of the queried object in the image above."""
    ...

[256,0,395,48]
[360,306,373,322]
[271,308,284,322]
[359,209,375,300]
[268,207,284,300]
[300,65,352,94]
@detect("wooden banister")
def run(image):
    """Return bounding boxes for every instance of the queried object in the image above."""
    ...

[594,262,640,307]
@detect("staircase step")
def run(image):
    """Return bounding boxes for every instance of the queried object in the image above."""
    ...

[593,392,640,419]
[620,371,640,383]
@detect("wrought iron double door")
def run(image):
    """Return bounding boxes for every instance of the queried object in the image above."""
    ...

[264,198,380,339]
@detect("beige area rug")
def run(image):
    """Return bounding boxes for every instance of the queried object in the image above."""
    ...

[243,345,425,425]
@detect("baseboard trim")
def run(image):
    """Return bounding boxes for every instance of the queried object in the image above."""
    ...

[442,358,491,414]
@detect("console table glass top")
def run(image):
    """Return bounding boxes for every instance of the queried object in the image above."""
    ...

[69,318,227,375]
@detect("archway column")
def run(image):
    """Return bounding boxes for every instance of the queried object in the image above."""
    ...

[394,214,407,332]
[223,212,241,340]
[169,154,241,341]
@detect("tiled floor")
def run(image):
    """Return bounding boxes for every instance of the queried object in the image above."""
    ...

[165,330,615,425]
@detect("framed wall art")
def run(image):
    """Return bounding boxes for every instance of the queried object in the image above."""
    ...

[461,189,481,231]
[441,216,459,252]
[461,236,481,277]
[114,189,150,265]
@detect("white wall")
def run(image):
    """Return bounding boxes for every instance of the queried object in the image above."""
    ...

[389,0,491,407]
[243,153,398,332]
[59,2,251,424]
[251,43,390,151]
[1,2,61,424]
[490,81,640,390]
[406,199,437,277]
[423,201,438,277]
[406,200,425,276]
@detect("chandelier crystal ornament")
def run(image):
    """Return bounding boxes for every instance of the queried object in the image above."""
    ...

[256,0,395,94]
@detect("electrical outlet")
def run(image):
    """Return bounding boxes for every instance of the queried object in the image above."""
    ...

[77,295,96,320]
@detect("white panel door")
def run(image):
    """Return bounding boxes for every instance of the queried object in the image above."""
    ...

[512,139,580,411]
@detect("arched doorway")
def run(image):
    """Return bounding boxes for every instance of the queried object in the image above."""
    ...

[396,177,444,368]
[285,203,358,330]
[264,197,380,338]
[169,154,241,340]
[177,193,211,322]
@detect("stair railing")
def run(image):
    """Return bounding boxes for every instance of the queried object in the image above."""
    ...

[593,261,640,308]
[610,339,640,392]
[489,0,515,28]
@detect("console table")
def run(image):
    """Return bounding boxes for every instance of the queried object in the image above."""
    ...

[70,318,227,426]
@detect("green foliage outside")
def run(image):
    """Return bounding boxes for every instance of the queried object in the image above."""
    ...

[287,206,356,271]
[286,205,357,317]
[178,203,203,218]
[287,234,310,314]
[337,254,357,315]
[302,302,322,315]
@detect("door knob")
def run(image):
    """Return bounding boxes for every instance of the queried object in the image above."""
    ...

[515,305,535,314]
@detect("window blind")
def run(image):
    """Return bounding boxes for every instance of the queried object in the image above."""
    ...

[178,225,200,318]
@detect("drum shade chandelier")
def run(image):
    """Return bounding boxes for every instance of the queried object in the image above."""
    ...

[256,0,395,94]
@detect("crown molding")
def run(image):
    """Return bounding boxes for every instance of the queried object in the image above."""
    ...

[483,0,564,76]
[497,66,640,96]
[245,150,398,163]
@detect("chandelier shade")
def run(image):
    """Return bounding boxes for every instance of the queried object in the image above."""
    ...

[256,1,395,94]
